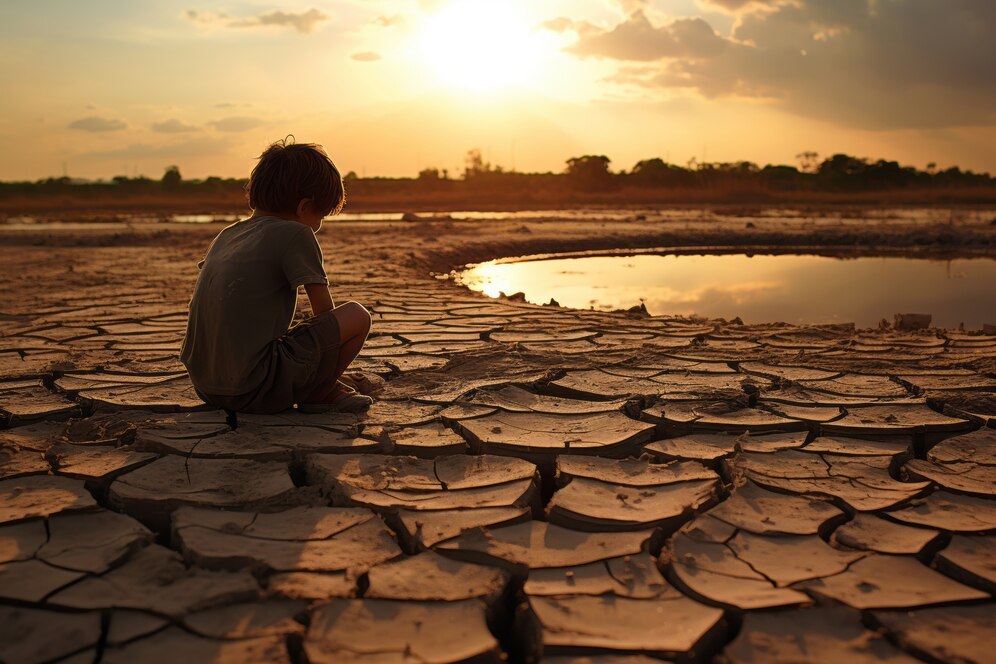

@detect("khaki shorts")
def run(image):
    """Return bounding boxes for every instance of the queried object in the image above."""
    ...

[197,311,341,414]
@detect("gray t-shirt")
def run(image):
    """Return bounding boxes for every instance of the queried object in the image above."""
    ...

[180,215,328,396]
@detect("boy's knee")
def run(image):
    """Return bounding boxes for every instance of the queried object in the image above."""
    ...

[339,301,371,337]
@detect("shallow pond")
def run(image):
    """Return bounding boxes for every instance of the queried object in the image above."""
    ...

[459,252,996,329]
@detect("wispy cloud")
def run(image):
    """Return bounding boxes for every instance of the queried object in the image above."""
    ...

[351,52,382,62]
[151,118,198,133]
[68,116,127,132]
[208,116,265,132]
[185,8,329,34]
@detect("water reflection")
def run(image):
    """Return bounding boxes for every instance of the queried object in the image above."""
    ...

[460,253,996,329]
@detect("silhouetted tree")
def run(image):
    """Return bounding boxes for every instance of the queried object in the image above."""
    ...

[565,155,613,191]
[796,151,820,174]
[162,165,182,190]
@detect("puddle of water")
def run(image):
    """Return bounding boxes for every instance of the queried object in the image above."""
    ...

[459,252,996,329]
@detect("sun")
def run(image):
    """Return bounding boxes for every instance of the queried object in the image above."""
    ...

[418,1,542,94]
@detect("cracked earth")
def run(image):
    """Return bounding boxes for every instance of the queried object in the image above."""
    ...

[0,210,994,663]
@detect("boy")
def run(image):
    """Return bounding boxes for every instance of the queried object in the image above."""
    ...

[180,138,373,414]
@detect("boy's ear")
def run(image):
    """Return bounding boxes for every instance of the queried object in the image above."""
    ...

[296,198,312,218]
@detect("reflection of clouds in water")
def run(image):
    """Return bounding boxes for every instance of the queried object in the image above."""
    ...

[645,282,783,317]
[462,255,996,328]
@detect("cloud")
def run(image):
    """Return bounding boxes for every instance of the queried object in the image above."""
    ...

[574,1,996,130]
[373,14,405,27]
[351,51,382,62]
[208,116,265,132]
[82,137,233,160]
[151,119,198,133]
[698,0,785,13]
[68,116,127,132]
[566,11,726,61]
[186,8,329,34]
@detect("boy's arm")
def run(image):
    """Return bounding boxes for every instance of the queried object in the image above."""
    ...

[305,283,335,316]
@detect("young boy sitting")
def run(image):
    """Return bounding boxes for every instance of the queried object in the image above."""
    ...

[180,138,373,414]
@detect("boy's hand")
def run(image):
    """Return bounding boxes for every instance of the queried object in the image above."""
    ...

[305,283,335,316]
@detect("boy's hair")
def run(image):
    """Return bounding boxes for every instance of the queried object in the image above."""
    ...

[246,137,346,216]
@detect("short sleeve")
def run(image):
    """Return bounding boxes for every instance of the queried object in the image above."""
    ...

[281,226,329,287]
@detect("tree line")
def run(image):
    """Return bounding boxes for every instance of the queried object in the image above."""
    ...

[1,151,992,207]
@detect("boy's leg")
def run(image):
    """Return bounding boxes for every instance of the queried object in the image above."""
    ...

[301,301,371,403]
[328,301,372,384]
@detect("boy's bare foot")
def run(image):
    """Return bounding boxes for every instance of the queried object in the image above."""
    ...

[299,380,373,413]
[338,371,384,396]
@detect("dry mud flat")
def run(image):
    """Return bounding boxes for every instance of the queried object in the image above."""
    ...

[0,212,995,663]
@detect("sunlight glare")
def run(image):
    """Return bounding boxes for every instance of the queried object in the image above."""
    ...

[418,1,542,93]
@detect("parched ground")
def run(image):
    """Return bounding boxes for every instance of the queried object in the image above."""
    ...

[1,208,995,663]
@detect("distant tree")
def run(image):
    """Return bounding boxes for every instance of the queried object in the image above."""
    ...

[796,151,820,174]
[629,158,694,187]
[417,167,443,181]
[344,170,359,181]
[162,165,182,189]
[463,149,503,179]
[565,155,613,191]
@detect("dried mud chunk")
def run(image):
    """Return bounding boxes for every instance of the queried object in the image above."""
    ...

[74,376,206,411]
[739,450,930,511]
[831,513,939,555]
[548,370,667,399]
[547,477,719,532]
[873,604,995,664]
[305,598,501,664]
[0,385,79,424]
[386,421,468,457]
[799,374,909,398]
[722,605,920,664]
[556,455,717,487]
[904,458,996,497]
[678,406,808,434]
[470,385,627,415]
[927,428,996,465]
[436,520,654,575]
[645,432,804,462]
[108,456,298,532]
[0,519,47,563]
[885,490,996,532]
[307,453,539,514]
[172,505,400,574]
[46,442,156,480]
[359,399,442,427]
[39,510,153,573]
[669,532,810,609]
[934,535,996,593]
[101,627,290,664]
[266,572,354,600]
[48,545,259,616]
[525,594,725,659]
[739,362,840,381]
[182,599,307,639]
[821,405,971,435]
[802,436,911,457]
[0,605,102,664]
[0,558,87,602]
[0,474,96,524]
[707,480,844,536]
[798,554,987,608]
[136,424,376,460]
[365,550,510,603]
[395,505,532,551]
[457,411,655,455]
[0,445,51,479]
[524,555,680,599]
[726,531,865,586]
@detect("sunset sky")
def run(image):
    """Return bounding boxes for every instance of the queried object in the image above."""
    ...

[2,0,994,180]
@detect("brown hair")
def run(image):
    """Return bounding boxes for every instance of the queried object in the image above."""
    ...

[246,137,346,216]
